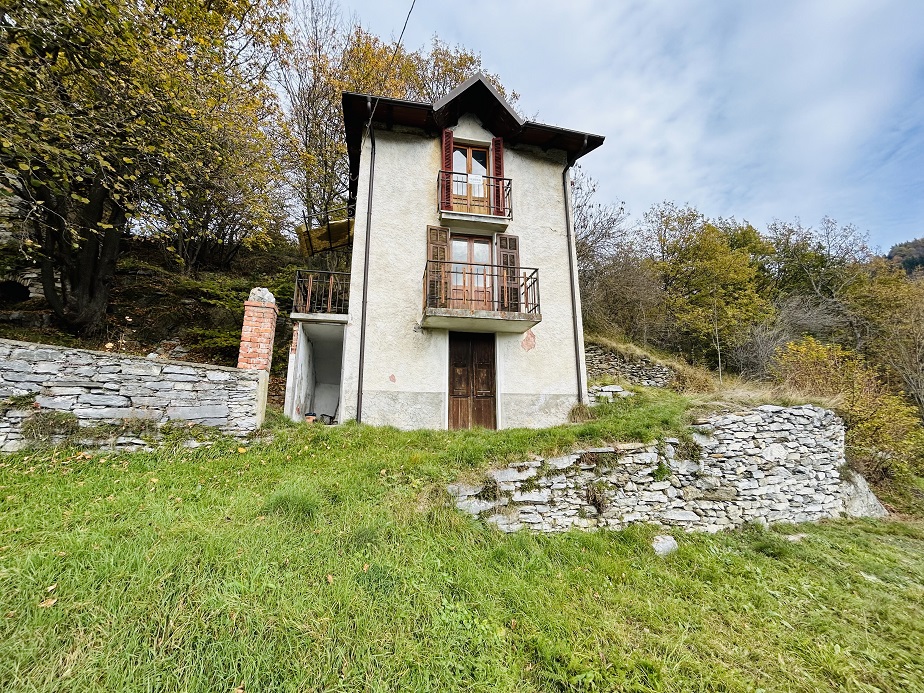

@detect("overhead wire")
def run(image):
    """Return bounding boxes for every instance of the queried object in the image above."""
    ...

[356,0,417,158]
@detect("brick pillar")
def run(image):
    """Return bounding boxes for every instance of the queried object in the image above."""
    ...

[238,287,278,371]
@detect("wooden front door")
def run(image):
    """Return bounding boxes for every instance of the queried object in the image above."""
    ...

[449,332,496,430]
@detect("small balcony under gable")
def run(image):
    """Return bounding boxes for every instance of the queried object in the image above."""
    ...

[437,171,512,229]
[421,260,541,333]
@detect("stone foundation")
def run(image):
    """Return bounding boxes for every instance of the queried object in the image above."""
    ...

[448,404,886,533]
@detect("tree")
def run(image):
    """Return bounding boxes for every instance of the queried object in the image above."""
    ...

[646,203,772,373]
[570,166,663,340]
[137,109,288,272]
[278,1,517,265]
[888,236,924,275]
[858,272,924,417]
[0,0,286,333]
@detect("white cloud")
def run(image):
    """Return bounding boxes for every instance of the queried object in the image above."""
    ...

[343,0,924,246]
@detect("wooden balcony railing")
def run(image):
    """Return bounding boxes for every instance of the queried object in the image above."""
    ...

[293,270,350,315]
[437,171,512,218]
[423,260,540,314]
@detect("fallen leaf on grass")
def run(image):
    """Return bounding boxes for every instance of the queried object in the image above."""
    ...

[46,583,57,593]
[326,574,334,584]
[39,598,57,608]
[237,447,247,454]
[233,684,245,693]
[362,564,369,573]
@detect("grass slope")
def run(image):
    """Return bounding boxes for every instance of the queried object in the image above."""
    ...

[1,394,923,692]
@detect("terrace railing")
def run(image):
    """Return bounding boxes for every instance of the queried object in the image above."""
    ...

[423,260,540,315]
[437,171,512,218]
[293,270,350,315]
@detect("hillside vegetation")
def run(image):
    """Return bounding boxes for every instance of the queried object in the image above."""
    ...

[2,395,924,692]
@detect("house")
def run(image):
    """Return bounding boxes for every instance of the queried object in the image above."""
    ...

[283,73,604,430]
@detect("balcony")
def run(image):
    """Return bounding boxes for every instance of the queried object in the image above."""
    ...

[422,260,541,333]
[437,171,512,227]
[292,270,350,322]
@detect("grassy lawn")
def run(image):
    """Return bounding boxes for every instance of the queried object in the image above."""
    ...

[1,392,923,692]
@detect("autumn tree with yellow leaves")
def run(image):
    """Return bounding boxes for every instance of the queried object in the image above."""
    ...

[278,0,516,266]
[0,0,288,333]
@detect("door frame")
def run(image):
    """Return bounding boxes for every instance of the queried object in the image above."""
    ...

[449,234,494,310]
[451,143,491,214]
[447,331,497,430]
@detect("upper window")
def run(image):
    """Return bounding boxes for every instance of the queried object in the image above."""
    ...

[452,145,490,215]
[439,131,509,218]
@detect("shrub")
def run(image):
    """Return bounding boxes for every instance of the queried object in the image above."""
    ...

[774,337,924,481]
[21,411,80,441]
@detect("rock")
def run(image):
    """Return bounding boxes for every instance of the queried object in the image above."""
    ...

[77,394,130,407]
[661,510,699,522]
[456,498,496,515]
[447,483,483,498]
[248,287,275,303]
[840,470,888,518]
[652,535,678,556]
[491,467,536,483]
[512,490,551,503]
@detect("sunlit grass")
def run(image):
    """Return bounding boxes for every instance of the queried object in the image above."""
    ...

[1,395,922,691]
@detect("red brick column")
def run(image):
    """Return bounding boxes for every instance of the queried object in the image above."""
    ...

[238,288,278,372]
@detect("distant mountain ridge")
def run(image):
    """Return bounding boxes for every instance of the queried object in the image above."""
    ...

[888,237,924,274]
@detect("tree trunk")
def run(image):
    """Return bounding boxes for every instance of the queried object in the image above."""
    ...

[36,189,125,336]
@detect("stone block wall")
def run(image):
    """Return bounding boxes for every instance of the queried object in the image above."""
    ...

[0,339,268,451]
[449,404,886,533]
[585,344,674,387]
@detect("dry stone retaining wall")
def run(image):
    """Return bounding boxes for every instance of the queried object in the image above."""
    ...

[584,344,674,387]
[449,404,886,533]
[0,339,267,451]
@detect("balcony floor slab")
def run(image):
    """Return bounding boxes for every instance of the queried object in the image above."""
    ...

[438,210,511,229]
[290,312,349,324]
[421,308,541,333]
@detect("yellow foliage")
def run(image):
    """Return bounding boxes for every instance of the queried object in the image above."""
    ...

[774,337,924,481]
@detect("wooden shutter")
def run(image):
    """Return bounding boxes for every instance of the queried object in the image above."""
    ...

[497,233,520,311]
[491,137,505,216]
[440,130,453,211]
[427,225,450,307]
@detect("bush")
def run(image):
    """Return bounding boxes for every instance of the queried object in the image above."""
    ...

[774,337,924,481]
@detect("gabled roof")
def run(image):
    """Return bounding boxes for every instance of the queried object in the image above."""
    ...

[342,72,605,203]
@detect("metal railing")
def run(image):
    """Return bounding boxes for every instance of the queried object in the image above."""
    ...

[423,260,540,314]
[436,171,512,218]
[293,270,350,314]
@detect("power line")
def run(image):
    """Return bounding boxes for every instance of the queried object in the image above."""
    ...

[359,0,417,150]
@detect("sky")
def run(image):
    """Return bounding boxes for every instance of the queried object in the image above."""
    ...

[341,0,924,251]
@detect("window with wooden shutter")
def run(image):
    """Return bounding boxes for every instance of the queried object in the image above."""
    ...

[497,233,520,311]
[427,225,450,307]
[491,137,505,216]
[440,130,453,211]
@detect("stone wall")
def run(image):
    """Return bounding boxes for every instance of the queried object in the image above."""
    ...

[0,339,268,451]
[448,404,886,533]
[585,344,674,387]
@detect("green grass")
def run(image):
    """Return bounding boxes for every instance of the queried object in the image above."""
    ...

[1,393,923,692]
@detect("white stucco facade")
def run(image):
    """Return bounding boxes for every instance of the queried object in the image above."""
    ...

[337,112,589,430]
